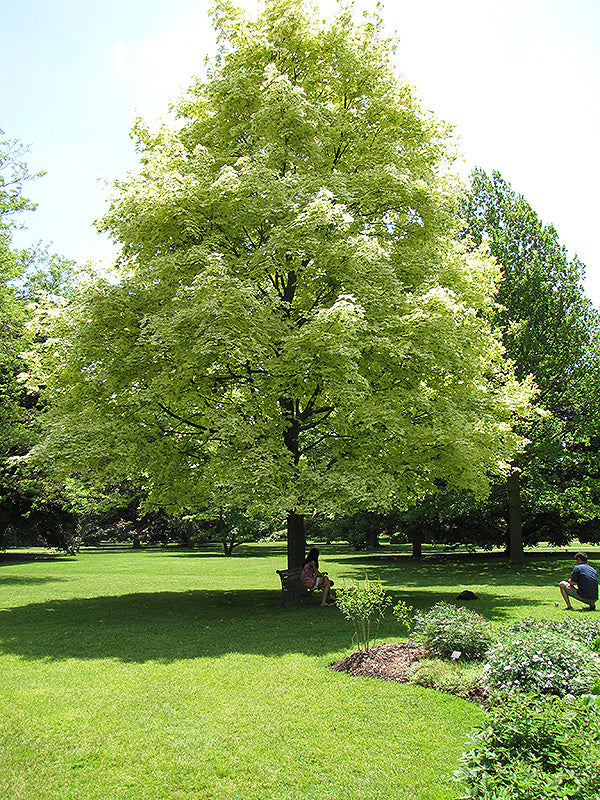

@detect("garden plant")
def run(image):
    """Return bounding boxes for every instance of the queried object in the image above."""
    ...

[411,601,495,660]
[454,693,600,799]
[482,625,600,697]
[391,593,600,797]
[336,575,392,652]
[450,616,600,798]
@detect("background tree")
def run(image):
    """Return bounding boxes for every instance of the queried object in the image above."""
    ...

[306,510,402,551]
[0,131,39,460]
[458,168,600,561]
[32,0,531,567]
[0,130,79,551]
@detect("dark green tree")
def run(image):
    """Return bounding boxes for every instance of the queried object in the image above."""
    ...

[459,168,600,562]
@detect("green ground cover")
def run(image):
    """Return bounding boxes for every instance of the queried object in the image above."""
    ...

[0,543,595,800]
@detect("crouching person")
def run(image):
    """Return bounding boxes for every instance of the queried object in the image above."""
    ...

[559,552,598,611]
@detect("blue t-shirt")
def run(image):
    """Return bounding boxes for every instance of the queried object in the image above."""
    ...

[571,563,598,601]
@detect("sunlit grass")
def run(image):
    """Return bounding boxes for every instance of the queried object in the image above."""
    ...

[0,543,594,799]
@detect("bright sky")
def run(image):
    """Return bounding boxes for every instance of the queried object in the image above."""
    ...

[3,0,600,303]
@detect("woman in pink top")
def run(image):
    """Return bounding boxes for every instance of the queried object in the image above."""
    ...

[302,548,335,606]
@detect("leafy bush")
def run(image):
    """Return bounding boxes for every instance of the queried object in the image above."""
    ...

[508,616,600,650]
[412,602,495,660]
[336,576,391,652]
[482,627,600,697]
[454,693,600,799]
[392,599,414,635]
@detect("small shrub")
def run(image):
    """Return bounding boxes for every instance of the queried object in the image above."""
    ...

[405,658,485,700]
[454,693,600,799]
[392,599,414,635]
[482,627,600,697]
[336,576,391,652]
[412,602,495,660]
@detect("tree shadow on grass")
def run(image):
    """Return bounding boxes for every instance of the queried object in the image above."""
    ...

[76,544,289,559]
[385,587,549,623]
[166,544,289,559]
[0,551,73,566]
[0,581,555,665]
[333,552,574,589]
[0,589,355,664]
[0,575,70,586]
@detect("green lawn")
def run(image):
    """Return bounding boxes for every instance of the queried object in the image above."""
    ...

[0,543,594,800]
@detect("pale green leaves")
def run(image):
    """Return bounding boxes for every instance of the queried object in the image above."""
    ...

[33,0,534,523]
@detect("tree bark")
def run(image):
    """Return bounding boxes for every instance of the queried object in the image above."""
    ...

[411,528,422,559]
[366,530,380,550]
[287,510,306,569]
[507,468,524,565]
[279,391,306,569]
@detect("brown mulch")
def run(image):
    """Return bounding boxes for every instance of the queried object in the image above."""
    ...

[330,642,490,708]
[331,642,428,682]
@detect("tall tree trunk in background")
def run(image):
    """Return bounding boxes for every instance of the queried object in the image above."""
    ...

[411,528,423,559]
[287,511,306,569]
[366,529,381,550]
[508,468,524,565]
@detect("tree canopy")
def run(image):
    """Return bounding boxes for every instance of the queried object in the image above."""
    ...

[32,0,531,566]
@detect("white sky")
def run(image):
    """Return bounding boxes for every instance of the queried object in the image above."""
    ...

[2,0,600,303]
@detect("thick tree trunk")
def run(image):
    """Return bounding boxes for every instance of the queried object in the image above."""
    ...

[287,511,306,569]
[411,528,422,559]
[366,530,381,550]
[507,468,524,565]
[279,388,306,569]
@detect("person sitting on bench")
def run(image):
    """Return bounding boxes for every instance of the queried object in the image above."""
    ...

[301,548,335,607]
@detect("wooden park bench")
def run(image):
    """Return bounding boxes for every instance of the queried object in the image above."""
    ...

[275,567,314,606]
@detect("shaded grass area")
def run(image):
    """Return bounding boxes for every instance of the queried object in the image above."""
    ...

[0,544,591,799]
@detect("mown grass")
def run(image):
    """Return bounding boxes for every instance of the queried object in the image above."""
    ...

[0,542,595,799]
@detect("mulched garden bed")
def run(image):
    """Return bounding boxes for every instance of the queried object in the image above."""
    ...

[331,642,428,682]
[331,642,490,707]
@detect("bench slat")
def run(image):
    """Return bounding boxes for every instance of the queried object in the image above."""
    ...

[276,568,313,606]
